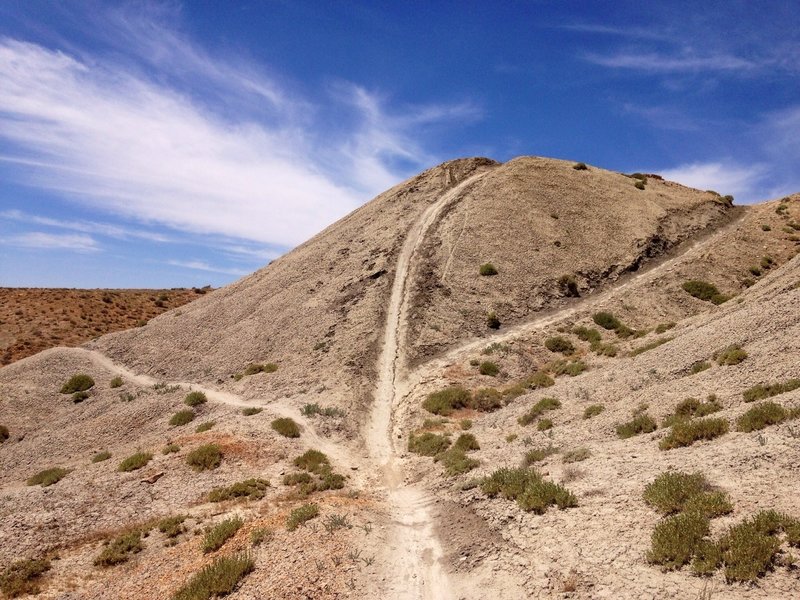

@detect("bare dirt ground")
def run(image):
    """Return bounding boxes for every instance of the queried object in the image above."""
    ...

[1,158,799,599]
[0,288,207,366]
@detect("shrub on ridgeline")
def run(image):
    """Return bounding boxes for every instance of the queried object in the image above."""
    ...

[60,374,94,394]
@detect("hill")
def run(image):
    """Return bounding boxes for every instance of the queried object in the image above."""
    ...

[0,157,799,599]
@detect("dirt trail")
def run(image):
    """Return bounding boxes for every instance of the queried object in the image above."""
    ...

[365,171,490,600]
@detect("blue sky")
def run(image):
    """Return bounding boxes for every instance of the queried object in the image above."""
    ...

[1,1,798,288]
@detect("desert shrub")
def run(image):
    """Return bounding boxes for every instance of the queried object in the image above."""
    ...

[60,373,95,394]
[761,255,775,269]
[544,336,574,355]
[301,403,344,417]
[717,514,783,582]
[158,515,187,538]
[643,471,712,515]
[118,452,152,472]
[186,444,222,471]
[583,404,605,419]
[469,388,504,412]
[286,504,319,531]
[562,448,591,463]
[94,531,143,566]
[573,162,588,170]
[293,449,330,474]
[480,467,576,514]
[663,396,722,426]
[408,432,451,456]
[648,512,710,570]
[690,361,711,375]
[629,337,672,357]
[250,528,272,547]
[271,417,300,438]
[170,410,195,426]
[478,361,499,376]
[558,274,580,297]
[460,419,472,430]
[524,371,555,389]
[736,402,789,432]
[616,414,657,439]
[659,417,729,450]
[634,180,646,190]
[208,478,270,502]
[486,311,501,329]
[283,472,313,487]
[92,451,111,463]
[202,517,243,553]
[742,378,800,402]
[241,407,262,416]
[184,391,207,407]
[436,447,479,476]
[715,345,747,366]
[655,322,676,334]
[195,421,215,433]
[244,363,265,375]
[682,280,728,304]
[518,397,561,425]
[523,445,558,465]
[172,552,254,599]
[0,424,8,443]
[423,386,470,416]
[0,558,50,598]
[573,326,601,343]
[684,491,734,519]
[110,376,123,388]
[453,433,479,451]
[72,390,89,403]
[592,311,632,336]
[749,265,763,276]
[162,444,180,454]
[27,467,70,487]
[479,263,498,276]
[537,419,553,431]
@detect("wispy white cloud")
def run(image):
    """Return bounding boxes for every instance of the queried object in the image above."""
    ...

[166,259,249,276]
[0,11,477,252]
[0,209,172,242]
[559,23,674,42]
[4,231,100,251]
[659,161,770,203]
[584,52,758,73]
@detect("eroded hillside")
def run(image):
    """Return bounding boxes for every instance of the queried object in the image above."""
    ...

[1,157,799,599]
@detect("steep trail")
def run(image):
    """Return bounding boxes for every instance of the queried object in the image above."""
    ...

[366,171,490,600]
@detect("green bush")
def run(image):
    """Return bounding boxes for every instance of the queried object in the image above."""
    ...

[172,552,254,600]
[655,322,676,334]
[648,512,710,570]
[544,336,574,354]
[72,390,89,403]
[659,417,729,450]
[436,447,479,476]
[118,452,152,472]
[523,445,558,465]
[558,274,580,297]
[643,471,712,515]
[453,433,479,451]
[241,407,263,416]
[518,397,561,426]
[573,326,601,343]
[537,419,553,431]
[170,410,195,426]
[250,528,272,547]
[689,361,711,375]
[157,515,187,538]
[301,403,345,417]
[634,180,646,190]
[423,386,470,416]
[583,404,605,419]
[186,444,222,471]
[195,421,215,433]
[110,376,123,388]
[271,417,300,438]
[60,373,95,394]
[26,467,70,487]
[162,444,180,454]
[715,345,747,366]
[573,162,588,170]
[92,451,111,463]
[478,361,499,376]
[286,504,319,531]
[682,280,729,304]
[94,531,143,566]
[616,414,657,439]
[479,263,498,276]
[0,558,50,598]
[208,478,270,502]
[629,337,672,357]
[524,371,555,389]
[202,517,243,553]
[736,402,789,432]
[742,378,800,402]
[486,311,501,329]
[184,391,207,407]
[469,388,504,412]
[480,467,576,514]
[663,396,722,426]
[293,449,330,474]
[717,513,783,582]
[408,432,451,456]
[593,312,621,330]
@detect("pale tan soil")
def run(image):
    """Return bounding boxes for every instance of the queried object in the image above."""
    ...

[1,157,799,599]
[0,288,205,366]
